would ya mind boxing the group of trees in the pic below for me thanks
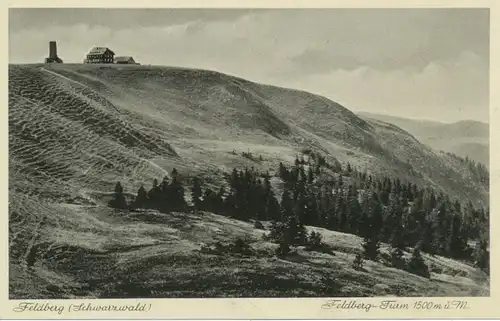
[108,152,490,276]
[108,168,187,213]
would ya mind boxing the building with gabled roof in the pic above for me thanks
[84,47,115,64]
[114,56,138,64]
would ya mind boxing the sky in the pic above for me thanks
[9,8,490,123]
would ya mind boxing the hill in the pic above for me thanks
[8,64,489,298]
[358,112,489,167]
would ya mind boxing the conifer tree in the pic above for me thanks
[202,188,215,212]
[158,176,170,211]
[160,176,170,193]
[390,221,406,269]
[276,237,291,258]
[315,164,321,176]
[285,215,308,246]
[278,162,288,181]
[362,234,380,261]
[433,202,449,255]
[109,182,128,209]
[169,168,187,211]
[190,176,202,210]
[447,214,468,259]
[352,254,364,270]
[262,175,280,221]
[346,186,362,233]
[420,220,437,255]
[308,230,323,248]
[280,188,294,221]
[406,245,430,278]
[131,185,147,209]
[147,178,161,209]
[307,166,314,184]
[474,239,489,274]
[215,187,225,213]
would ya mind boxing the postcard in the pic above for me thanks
[1,0,498,319]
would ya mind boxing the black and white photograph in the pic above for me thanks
[8,7,490,301]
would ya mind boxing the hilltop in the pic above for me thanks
[8,64,489,298]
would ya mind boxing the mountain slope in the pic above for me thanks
[358,112,489,167]
[8,64,489,299]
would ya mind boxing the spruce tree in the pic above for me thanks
[285,215,307,246]
[307,230,323,248]
[406,245,430,278]
[109,182,128,209]
[307,166,314,184]
[346,187,362,233]
[362,234,380,261]
[191,176,202,210]
[169,168,187,211]
[280,188,294,221]
[474,239,489,274]
[433,202,449,255]
[352,254,364,270]
[131,185,147,209]
[159,176,170,211]
[390,222,406,269]
[147,178,161,209]
[276,237,291,258]
[215,187,225,213]
[447,214,468,259]
[278,162,288,181]
[263,175,280,221]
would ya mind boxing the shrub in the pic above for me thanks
[390,248,406,269]
[275,240,291,258]
[362,236,380,261]
[232,238,254,256]
[200,238,255,257]
[429,264,443,274]
[254,221,265,230]
[242,151,255,161]
[263,221,285,242]
[352,254,364,270]
[406,248,430,278]
[308,231,323,248]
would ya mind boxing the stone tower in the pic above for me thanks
[44,41,63,63]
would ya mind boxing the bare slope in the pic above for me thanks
[8,64,489,298]
[358,112,489,167]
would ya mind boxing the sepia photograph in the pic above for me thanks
[7,6,491,303]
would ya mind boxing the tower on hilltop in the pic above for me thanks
[44,41,63,63]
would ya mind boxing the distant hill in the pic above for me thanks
[9,64,489,299]
[358,112,489,167]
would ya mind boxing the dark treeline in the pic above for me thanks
[108,152,489,276]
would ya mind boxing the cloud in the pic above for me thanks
[282,51,489,123]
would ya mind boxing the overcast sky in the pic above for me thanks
[9,8,490,123]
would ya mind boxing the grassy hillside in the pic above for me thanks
[358,112,489,167]
[10,208,489,299]
[8,64,489,298]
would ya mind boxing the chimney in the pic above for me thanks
[49,41,57,59]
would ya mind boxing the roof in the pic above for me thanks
[87,47,115,55]
[114,56,135,62]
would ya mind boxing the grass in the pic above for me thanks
[8,63,489,299]
[9,205,489,299]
